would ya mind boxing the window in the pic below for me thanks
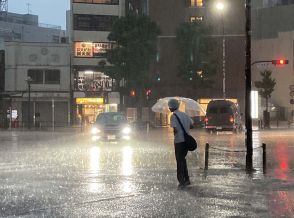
[27,69,60,85]
[52,35,60,43]
[190,16,203,22]
[73,14,117,31]
[28,69,43,84]
[45,70,60,84]
[73,0,119,5]
[190,0,203,7]
[220,107,233,114]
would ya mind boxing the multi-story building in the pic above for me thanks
[147,0,246,113]
[4,42,71,128]
[0,12,69,129]
[251,3,294,123]
[0,12,66,42]
[70,0,126,124]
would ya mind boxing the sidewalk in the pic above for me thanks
[135,128,294,217]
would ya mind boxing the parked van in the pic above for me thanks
[204,100,242,133]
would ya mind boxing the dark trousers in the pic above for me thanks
[174,142,189,184]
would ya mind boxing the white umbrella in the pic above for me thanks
[151,97,206,117]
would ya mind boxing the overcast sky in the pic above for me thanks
[8,0,69,29]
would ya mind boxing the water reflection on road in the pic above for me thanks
[1,129,294,217]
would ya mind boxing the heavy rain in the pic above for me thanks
[1,0,294,217]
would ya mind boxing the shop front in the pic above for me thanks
[75,97,118,125]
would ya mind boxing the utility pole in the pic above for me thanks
[245,0,253,172]
[26,77,33,129]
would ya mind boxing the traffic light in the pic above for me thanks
[145,89,152,96]
[130,90,135,97]
[272,59,289,65]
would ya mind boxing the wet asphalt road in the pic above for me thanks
[0,128,294,217]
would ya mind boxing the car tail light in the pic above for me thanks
[229,116,234,123]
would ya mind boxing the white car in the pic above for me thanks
[91,112,132,141]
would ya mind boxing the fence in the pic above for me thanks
[204,142,267,173]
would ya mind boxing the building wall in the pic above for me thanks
[4,42,71,126]
[252,31,294,118]
[148,0,246,109]
[149,0,186,36]
[252,4,294,39]
[71,1,125,68]
[70,1,126,122]
[0,13,65,42]
[5,42,70,91]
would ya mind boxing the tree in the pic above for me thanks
[99,13,160,113]
[254,70,276,128]
[254,70,276,112]
[175,22,218,89]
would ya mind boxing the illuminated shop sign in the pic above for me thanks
[74,42,114,57]
[76,71,113,92]
[75,42,93,57]
[76,98,104,105]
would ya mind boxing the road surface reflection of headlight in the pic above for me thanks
[91,127,100,135]
[122,127,131,135]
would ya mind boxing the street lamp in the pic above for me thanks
[25,76,33,129]
[216,1,226,99]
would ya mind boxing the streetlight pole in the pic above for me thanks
[245,0,253,171]
[216,2,226,99]
[26,76,33,129]
[222,16,226,99]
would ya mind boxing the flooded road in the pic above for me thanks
[0,128,294,217]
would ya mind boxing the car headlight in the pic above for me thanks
[91,127,100,135]
[122,126,131,135]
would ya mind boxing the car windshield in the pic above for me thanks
[96,113,127,124]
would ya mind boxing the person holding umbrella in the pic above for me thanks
[168,98,194,188]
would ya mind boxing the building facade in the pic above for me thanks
[4,42,70,128]
[0,12,69,129]
[251,3,294,122]
[0,12,66,42]
[70,0,126,124]
[148,0,246,110]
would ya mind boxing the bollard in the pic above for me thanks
[204,143,209,170]
[146,122,149,134]
[262,143,266,173]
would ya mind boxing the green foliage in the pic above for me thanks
[254,70,276,99]
[99,13,160,90]
[254,70,276,111]
[176,22,218,88]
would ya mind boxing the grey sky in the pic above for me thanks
[7,0,69,30]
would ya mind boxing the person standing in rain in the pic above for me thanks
[168,98,193,188]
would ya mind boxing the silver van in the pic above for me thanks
[204,100,243,133]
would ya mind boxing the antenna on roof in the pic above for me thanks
[0,0,8,13]
[26,2,31,14]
